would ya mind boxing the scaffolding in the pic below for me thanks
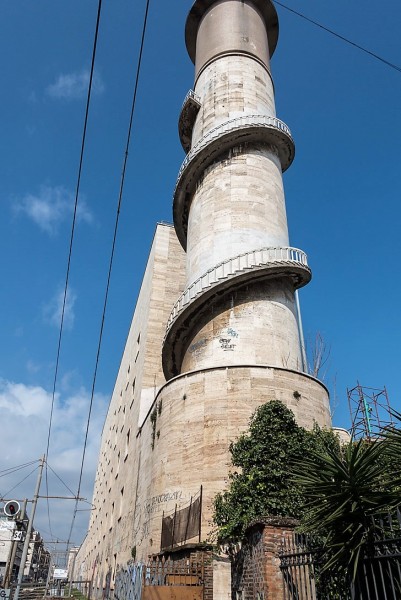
[348,383,394,441]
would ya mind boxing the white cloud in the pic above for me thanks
[0,379,52,418]
[43,287,77,330]
[46,69,104,100]
[13,185,93,235]
[0,378,109,545]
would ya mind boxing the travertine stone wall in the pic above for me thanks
[75,224,186,593]
[181,279,303,372]
[181,1,297,383]
[75,221,330,595]
[186,145,289,287]
[191,55,276,145]
[138,365,330,558]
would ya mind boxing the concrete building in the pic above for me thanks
[0,508,49,586]
[24,530,50,582]
[0,509,23,584]
[75,0,331,597]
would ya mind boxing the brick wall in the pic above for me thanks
[232,517,297,600]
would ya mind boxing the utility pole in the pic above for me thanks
[3,500,28,588]
[14,455,45,600]
[67,550,77,596]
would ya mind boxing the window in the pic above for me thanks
[125,429,130,460]
[119,487,124,519]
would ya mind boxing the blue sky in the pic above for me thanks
[1,0,401,546]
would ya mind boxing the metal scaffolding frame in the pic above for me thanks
[348,383,394,441]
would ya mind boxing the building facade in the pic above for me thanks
[75,1,331,597]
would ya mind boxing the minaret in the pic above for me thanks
[162,0,328,419]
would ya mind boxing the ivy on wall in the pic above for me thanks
[213,400,338,543]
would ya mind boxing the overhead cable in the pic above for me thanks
[65,0,152,549]
[275,1,401,74]
[44,0,104,541]
[2,465,39,499]
[46,462,77,497]
[0,459,40,477]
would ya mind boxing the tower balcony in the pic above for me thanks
[178,90,202,153]
[162,246,310,378]
[173,114,295,250]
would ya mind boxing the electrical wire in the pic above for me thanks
[0,459,39,477]
[275,1,401,74]
[44,0,104,542]
[2,465,39,499]
[46,463,77,498]
[65,0,152,549]
[0,459,40,500]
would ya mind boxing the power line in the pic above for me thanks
[275,1,401,74]
[2,465,39,499]
[0,459,40,500]
[0,460,39,477]
[44,0,104,542]
[65,0,152,548]
[45,463,77,498]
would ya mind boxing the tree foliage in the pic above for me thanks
[292,438,400,584]
[213,399,401,596]
[213,400,339,543]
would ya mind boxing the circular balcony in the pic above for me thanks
[178,90,202,153]
[173,114,295,250]
[162,246,310,379]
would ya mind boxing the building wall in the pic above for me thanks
[133,364,330,554]
[180,279,303,372]
[0,510,25,583]
[75,223,187,594]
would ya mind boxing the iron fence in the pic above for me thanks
[279,513,401,599]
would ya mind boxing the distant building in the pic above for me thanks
[0,506,26,584]
[75,0,332,597]
[0,507,49,585]
[24,530,50,582]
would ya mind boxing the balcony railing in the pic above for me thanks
[175,114,293,191]
[165,246,309,332]
[181,89,201,110]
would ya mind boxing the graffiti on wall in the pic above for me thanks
[114,563,143,600]
[188,338,207,356]
[133,490,185,548]
[218,326,239,351]
[144,491,183,516]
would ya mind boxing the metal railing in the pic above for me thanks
[279,516,401,600]
[7,580,92,600]
[175,113,293,191]
[181,89,201,111]
[165,246,309,332]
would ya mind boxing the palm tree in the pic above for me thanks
[292,438,399,587]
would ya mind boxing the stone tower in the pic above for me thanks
[74,1,332,596]
[163,0,330,423]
